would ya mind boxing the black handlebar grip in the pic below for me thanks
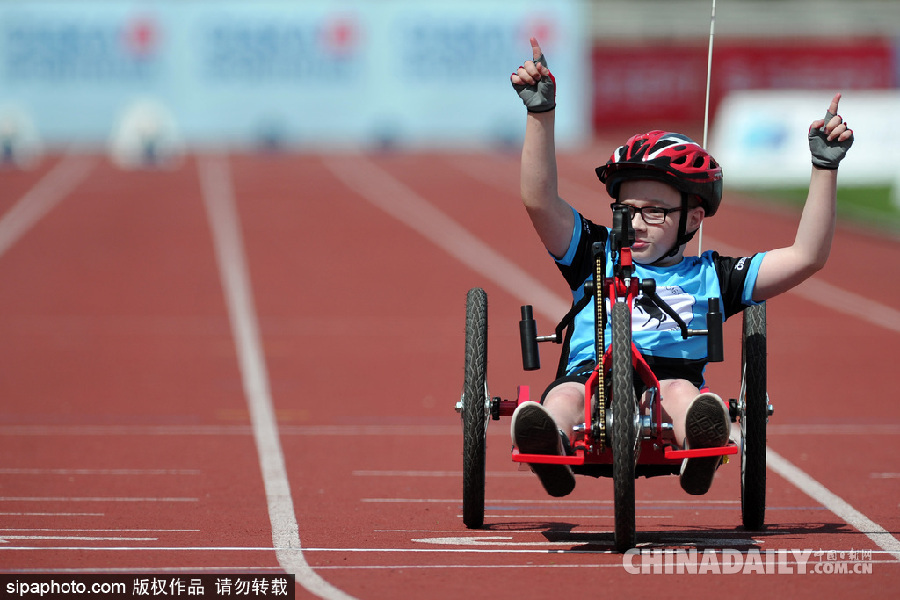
[707,297,724,363]
[519,305,540,371]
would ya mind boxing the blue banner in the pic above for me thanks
[0,0,589,149]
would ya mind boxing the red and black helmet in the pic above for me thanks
[595,131,723,216]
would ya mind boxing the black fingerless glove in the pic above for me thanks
[808,111,853,169]
[512,54,556,113]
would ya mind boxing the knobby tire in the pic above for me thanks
[611,302,637,552]
[741,302,767,530]
[462,288,488,529]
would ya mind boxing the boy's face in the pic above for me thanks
[617,179,704,266]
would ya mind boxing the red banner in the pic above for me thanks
[591,38,896,132]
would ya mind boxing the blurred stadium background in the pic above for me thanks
[0,0,898,228]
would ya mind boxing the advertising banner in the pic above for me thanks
[591,39,896,132]
[0,0,589,149]
[711,90,900,186]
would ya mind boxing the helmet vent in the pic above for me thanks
[597,130,723,217]
[632,139,647,155]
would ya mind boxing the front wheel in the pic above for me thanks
[740,303,767,530]
[611,302,637,552]
[462,288,489,529]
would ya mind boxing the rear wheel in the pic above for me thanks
[740,303,767,530]
[462,288,489,529]
[611,302,637,552]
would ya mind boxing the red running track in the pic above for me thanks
[0,149,897,598]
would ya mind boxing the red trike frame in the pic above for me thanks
[504,245,737,471]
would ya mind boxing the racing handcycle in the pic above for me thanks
[457,205,772,552]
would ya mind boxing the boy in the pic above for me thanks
[509,38,853,497]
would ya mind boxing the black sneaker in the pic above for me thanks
[680,393,730,495]
[511,401,576,497]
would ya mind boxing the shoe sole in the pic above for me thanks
[680,394,730,496]
[512,402,576,497]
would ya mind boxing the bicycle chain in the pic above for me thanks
[592,251,606,452]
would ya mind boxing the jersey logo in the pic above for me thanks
[632,285,695,331]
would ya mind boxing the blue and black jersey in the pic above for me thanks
[554,209,765,387]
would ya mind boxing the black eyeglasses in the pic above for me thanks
[610,203,683,225]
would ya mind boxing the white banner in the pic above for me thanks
[711,90,899,186]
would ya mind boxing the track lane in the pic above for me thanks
[0,156,64,215]
[0,156,283,573]
[0,149,896,598]
[244,149,897,597]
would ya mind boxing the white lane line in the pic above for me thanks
[702,234,900,334]
[1,529,198,533]
[199,156,353,600]
[767,424,900,435]
[0,468,201,475]
[330,156,900,559]
[313,560,900,570]
[361,498,739,505]
[0,546,613,555]
[475,515,673,519]
[791,277,900,334]
[414,535,758,547]
[0,513,104,517]
[281,425,460,436]
[1,535,157,542]
[413,536,591,547]
[766,448,900,561]
[352,470,529,478]
[0,425,252,436]
[322,154,570,321]
[0,424,464,436]
[3,545,899,559]
[0,154,94,258]
[0,546,296,552]
[0,497,195,502]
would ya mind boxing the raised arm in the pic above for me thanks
[752,93,854,302]
[511,38,575,259]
